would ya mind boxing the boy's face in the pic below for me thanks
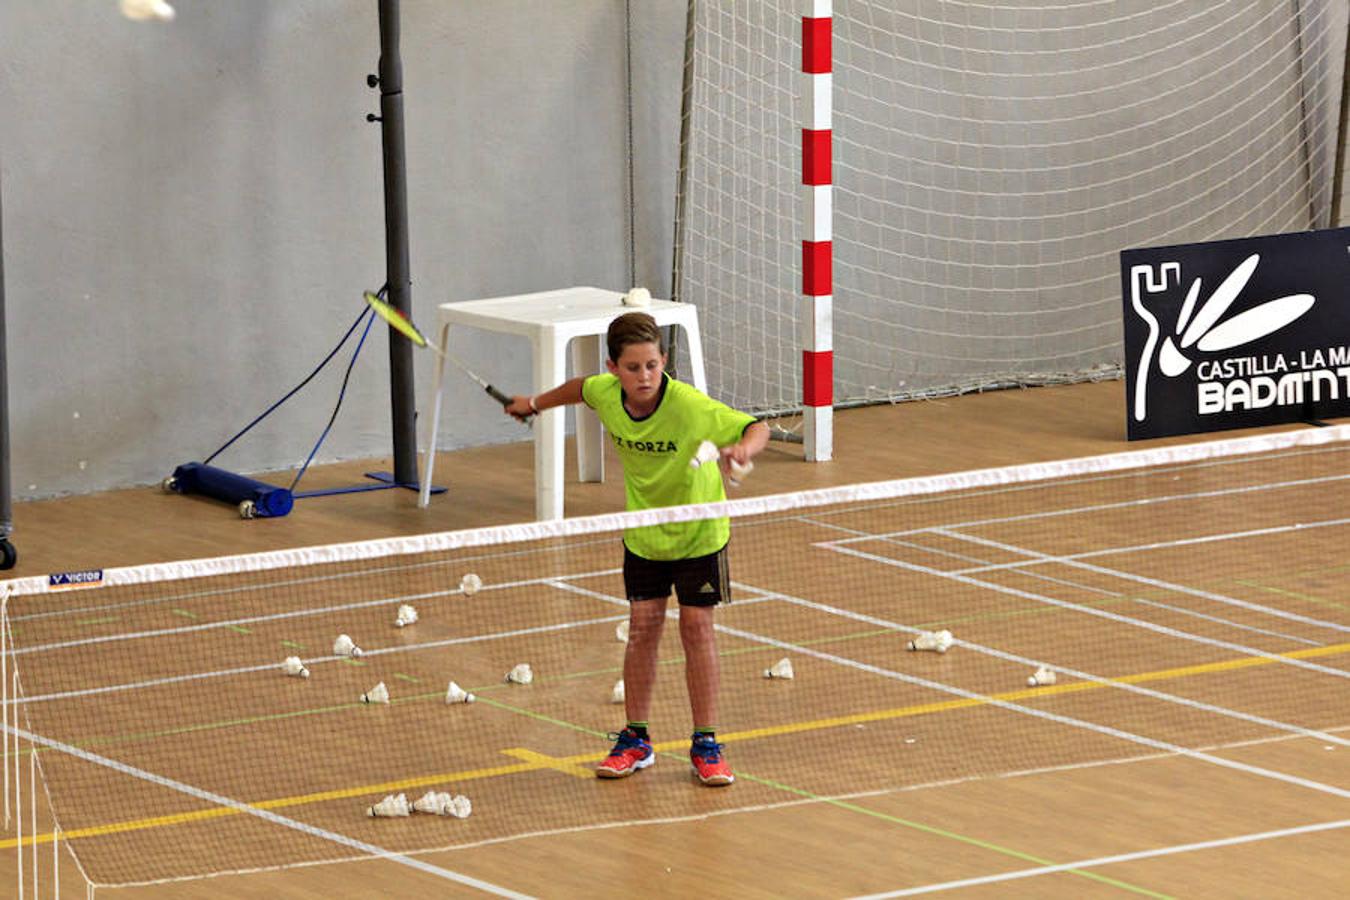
[607,340,666,403]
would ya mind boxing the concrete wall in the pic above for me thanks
[0,1,685,499]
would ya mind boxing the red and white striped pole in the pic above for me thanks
[802,1,833,461]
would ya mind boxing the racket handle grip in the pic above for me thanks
[485,385,512,406]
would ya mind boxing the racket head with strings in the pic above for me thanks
[364,291,429,348]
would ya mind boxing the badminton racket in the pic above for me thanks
[363,291,529,423]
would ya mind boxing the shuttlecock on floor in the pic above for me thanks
[505,663,534,685]
[120,0,175,22]
[611,678,625,704]
[361,681,390,704]
[763,658,795,679]
[907,629,953,653]
[367,793,411,817]
[281,656,310,678]
[622,286,651,307]
[445,681,476,704]
[460,573,482,595]
[412,790,450,815]
[690,439,720,469]
[1027,666,1057,687]
[395,604,418,627]
[615,620,630,643]
[445,794,472,818]
[333,633,364,658]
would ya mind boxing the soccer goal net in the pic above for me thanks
[674,0,1349,423]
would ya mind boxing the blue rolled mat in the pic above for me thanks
[171,462,294,518]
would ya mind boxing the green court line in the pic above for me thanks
[391,673,420,683]
[1234,580,1350,613]
[739,773,1174,899]
[224,624,251,635]
[280,640,305,649]
[75,617,119,626]
[169,609,199,620]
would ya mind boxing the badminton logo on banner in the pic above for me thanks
[1121,226,1350,440]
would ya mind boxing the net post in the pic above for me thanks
[801,0,833,461]
[14,673,21,900]
[2,589,8,829]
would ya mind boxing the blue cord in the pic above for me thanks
[288,307,377,492]
[204,304,374,468]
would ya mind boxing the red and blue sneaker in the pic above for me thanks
[689,733,734,786]
[596,728,655,779]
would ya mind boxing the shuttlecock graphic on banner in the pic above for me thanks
[445,681,476,704]
[281,656,310,679]
[611,679,625,704]
[120,0,175,21]
[505,663,534,685]
[366,793,411,818]
[333,633,364,658]
[1027,666,1057,687]
[615,620,630,643]
[361,681,390,704]
[763,658,795,679]
[460,573,482,595]
[394,604,418,627]
[622,286,651,307]
[907,629,953,653]
[690,439,720,469]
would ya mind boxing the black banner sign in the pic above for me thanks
[1121,226,1350,440]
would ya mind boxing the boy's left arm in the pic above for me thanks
[721,420,770,468]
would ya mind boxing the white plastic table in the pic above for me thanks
[418,286,707,520]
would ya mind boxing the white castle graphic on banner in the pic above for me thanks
[1128,253,1322,422]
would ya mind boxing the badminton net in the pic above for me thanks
[2,424,1349,890]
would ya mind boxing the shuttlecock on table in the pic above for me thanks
[281,656,310,679]
[460,573,482,595]
[367,793,410,818]
[622,286,652,307]
[615,620,630,643]
[611,678,625,704]
[361,681,390,704]
[907,629,953,653]
[763,658,795,679]
[690,439,720,469]
[120,0,175,21]
[445,680,476,704]
[333,633,364,658]
[395,604,418,627]
[505,663,534,685]
[1027,666,1057,687]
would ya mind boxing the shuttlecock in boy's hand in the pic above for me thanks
[281,656,310,678]
[690,439,720,469]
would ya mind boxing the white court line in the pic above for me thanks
[0,721,530,898]
[734,583,1350,748]
[849,818,1350,898]
[822,542,1350,680]
[15,612,627,705]
[934,525,1350,634]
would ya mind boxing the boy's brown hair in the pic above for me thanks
[606,311,664,362]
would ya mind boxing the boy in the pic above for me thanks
[505,311,768,786]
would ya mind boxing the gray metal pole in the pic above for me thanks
[0,168,15,568]
[374,0,418,486]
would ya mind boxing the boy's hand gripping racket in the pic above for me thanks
[364,291,531,426]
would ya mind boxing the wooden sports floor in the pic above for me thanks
[2,380,1348,898]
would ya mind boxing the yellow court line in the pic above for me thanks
[3,639,1347,849]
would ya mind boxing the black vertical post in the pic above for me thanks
[376,0,417,485]
[0,169,15,568]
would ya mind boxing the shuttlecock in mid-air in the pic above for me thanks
[333,633,364,658]
[367,793,411,818]
[907,629,954,653]
[615,620,630,643]
[361,681,390,704]
[611,678,625,704]
[395,604,418,627]
[445,681,476,704]
[1027,666,1057,687]
[505,663,534,685]
[690,439,720,469]
[763,658,795,679]
[460,573,482,595]
[281,656,310,679]
[622,286,652,307]
[120,0,175,21]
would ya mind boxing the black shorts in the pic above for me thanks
[623,544,730,607]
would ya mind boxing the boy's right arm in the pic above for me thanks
[505,377,587,422]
